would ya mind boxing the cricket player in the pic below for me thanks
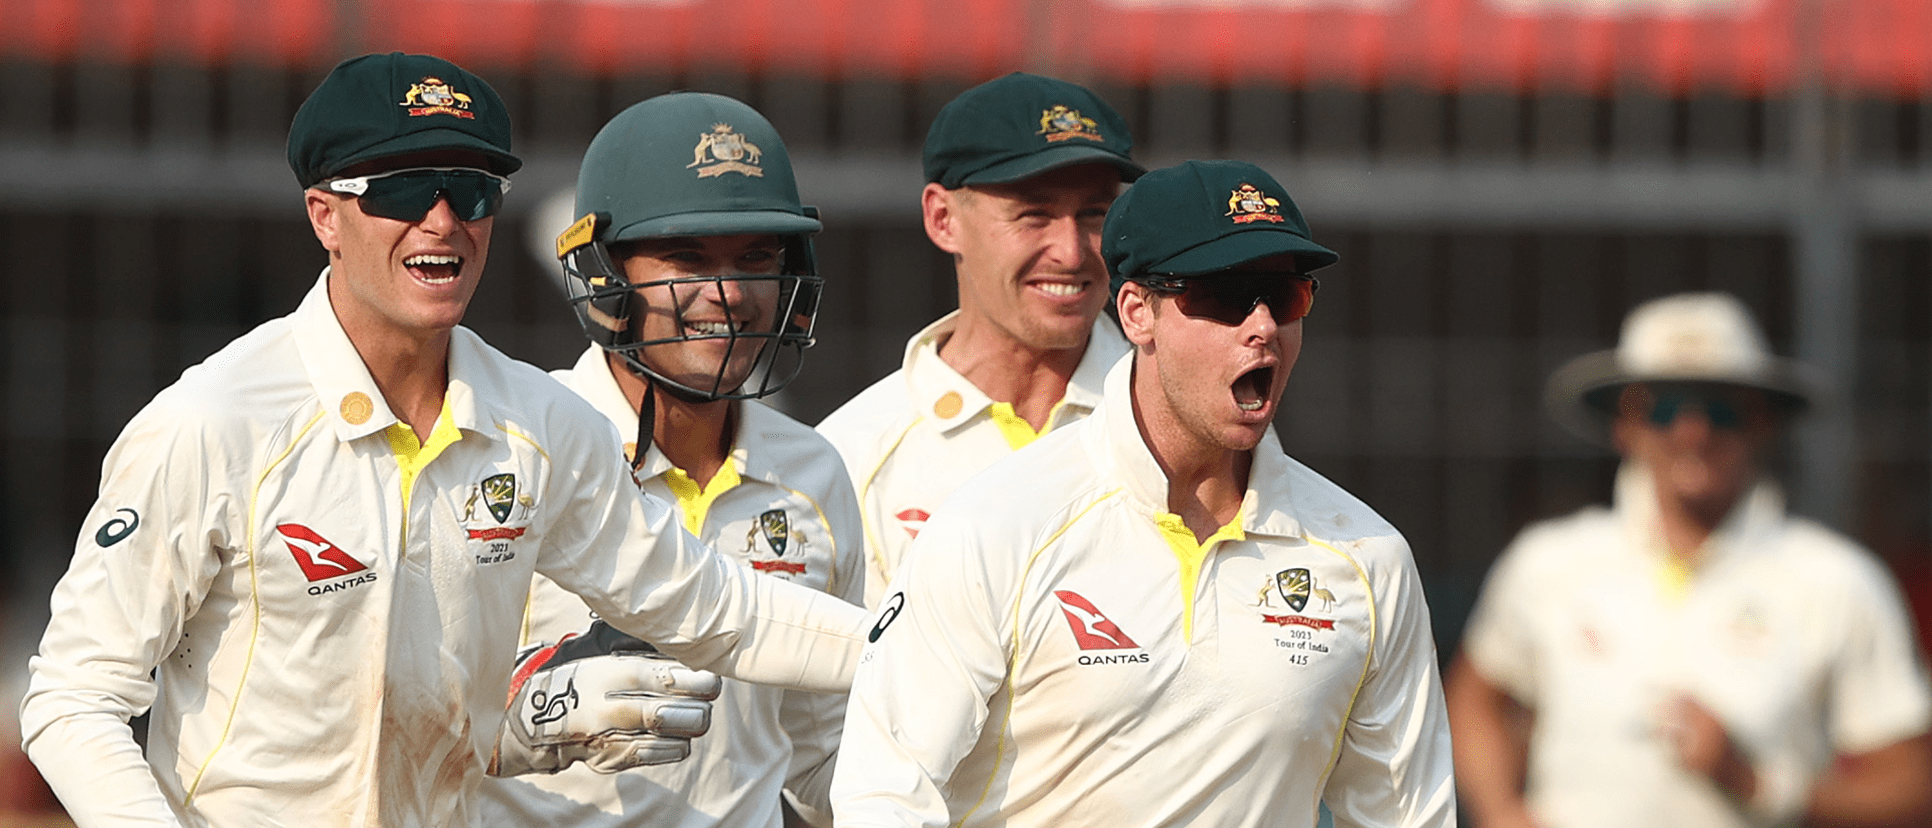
[816,72,1143,607]
[1449,293,1932,828]
[831,160,1456,828]
[477,92,862,828]
[18,52,864,828]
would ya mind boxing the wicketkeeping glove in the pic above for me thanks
[489,620,724,777]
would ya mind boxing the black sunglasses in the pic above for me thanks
[1137,271,1319,325]
[326,166,512,222]
[1641,385,1755,430]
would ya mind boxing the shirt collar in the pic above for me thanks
[1091,356,1304,540]
[567,345,767,482]
[1614,460,1785,568]
[567,345,640,446]
[292,268,487,444]
[901,311,1128,435]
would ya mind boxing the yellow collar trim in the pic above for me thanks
[384,403,461,514]
[661,458,743,537]
[986,399,1070,451]
[1152,509,1246,642]
[1657,555,1695,603]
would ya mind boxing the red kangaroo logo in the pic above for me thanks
[277,524,368,582]
[894,508,931,539]
[1053,590,1140,650]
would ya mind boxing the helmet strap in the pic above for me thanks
[631,382,657,473]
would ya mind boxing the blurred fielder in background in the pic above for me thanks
[1449,292,1932,828]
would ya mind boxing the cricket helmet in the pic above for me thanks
[558,92,822,402]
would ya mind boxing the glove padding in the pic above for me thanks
[490,621,723,777]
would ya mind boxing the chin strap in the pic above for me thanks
[632,382,657,473]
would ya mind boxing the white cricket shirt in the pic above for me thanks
[20,273,865,828]
[477,346,864,828]
[816,312,1129,607]
[1461,463,1932,828]
[831,358,1456,828]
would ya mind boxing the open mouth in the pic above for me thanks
[404,253,463,285]
[1232,365,1275,412]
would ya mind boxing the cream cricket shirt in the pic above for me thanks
[20,273,865,828]
[476,346,864,828]
[816,312,1130,607]
[831,359,1456,828]
[1461,464,1932,828]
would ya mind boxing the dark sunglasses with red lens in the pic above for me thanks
[1137,272,1319,325]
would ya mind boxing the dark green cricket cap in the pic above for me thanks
[287,52,521,188]
[577,92,819,243]
[923,72,1143,189]
[1104,160,1338,293]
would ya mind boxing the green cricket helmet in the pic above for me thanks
[558,91,823,402]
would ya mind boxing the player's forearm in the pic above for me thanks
[719,576,864,692]
[552,492,866,691]
[624,574,866,694]
[1802,734,1932,828]
[23,713,182,827]
[1444,657,1538,827]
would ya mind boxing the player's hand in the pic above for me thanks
[489,621,724,777]
[1662,694,1759,803]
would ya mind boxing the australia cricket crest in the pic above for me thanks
[1226,184,1286,224]
[688,123,764,178]
[1037,105,1103,143]
[400,76,476,119]
[481,473,518,522]
[755,509,789,556]
[1253,567,1339,632]
[462,472,534,564]
[1275,567,1311,611]
[745,508,808,576]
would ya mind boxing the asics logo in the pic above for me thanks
[95,508,140,547]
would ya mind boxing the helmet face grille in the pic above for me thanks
[562,240,822,402]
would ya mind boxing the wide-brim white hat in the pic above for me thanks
[1545,292,1825,444]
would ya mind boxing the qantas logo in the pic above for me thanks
[894,508,930,539]
[1053,590,1139,650]
[277,524,370,582]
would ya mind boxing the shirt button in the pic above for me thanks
[340,392,373,425]
[934,391,963,418]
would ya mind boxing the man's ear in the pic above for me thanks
[305,188,344,258]
[922,183,962,256]
[1610,417,1633,455]
[1117,282,1156,348]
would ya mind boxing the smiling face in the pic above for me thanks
[1119,253,1306,458]
[305,150,496,348]
[613,233,787,396]
[924,163,1121,353]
